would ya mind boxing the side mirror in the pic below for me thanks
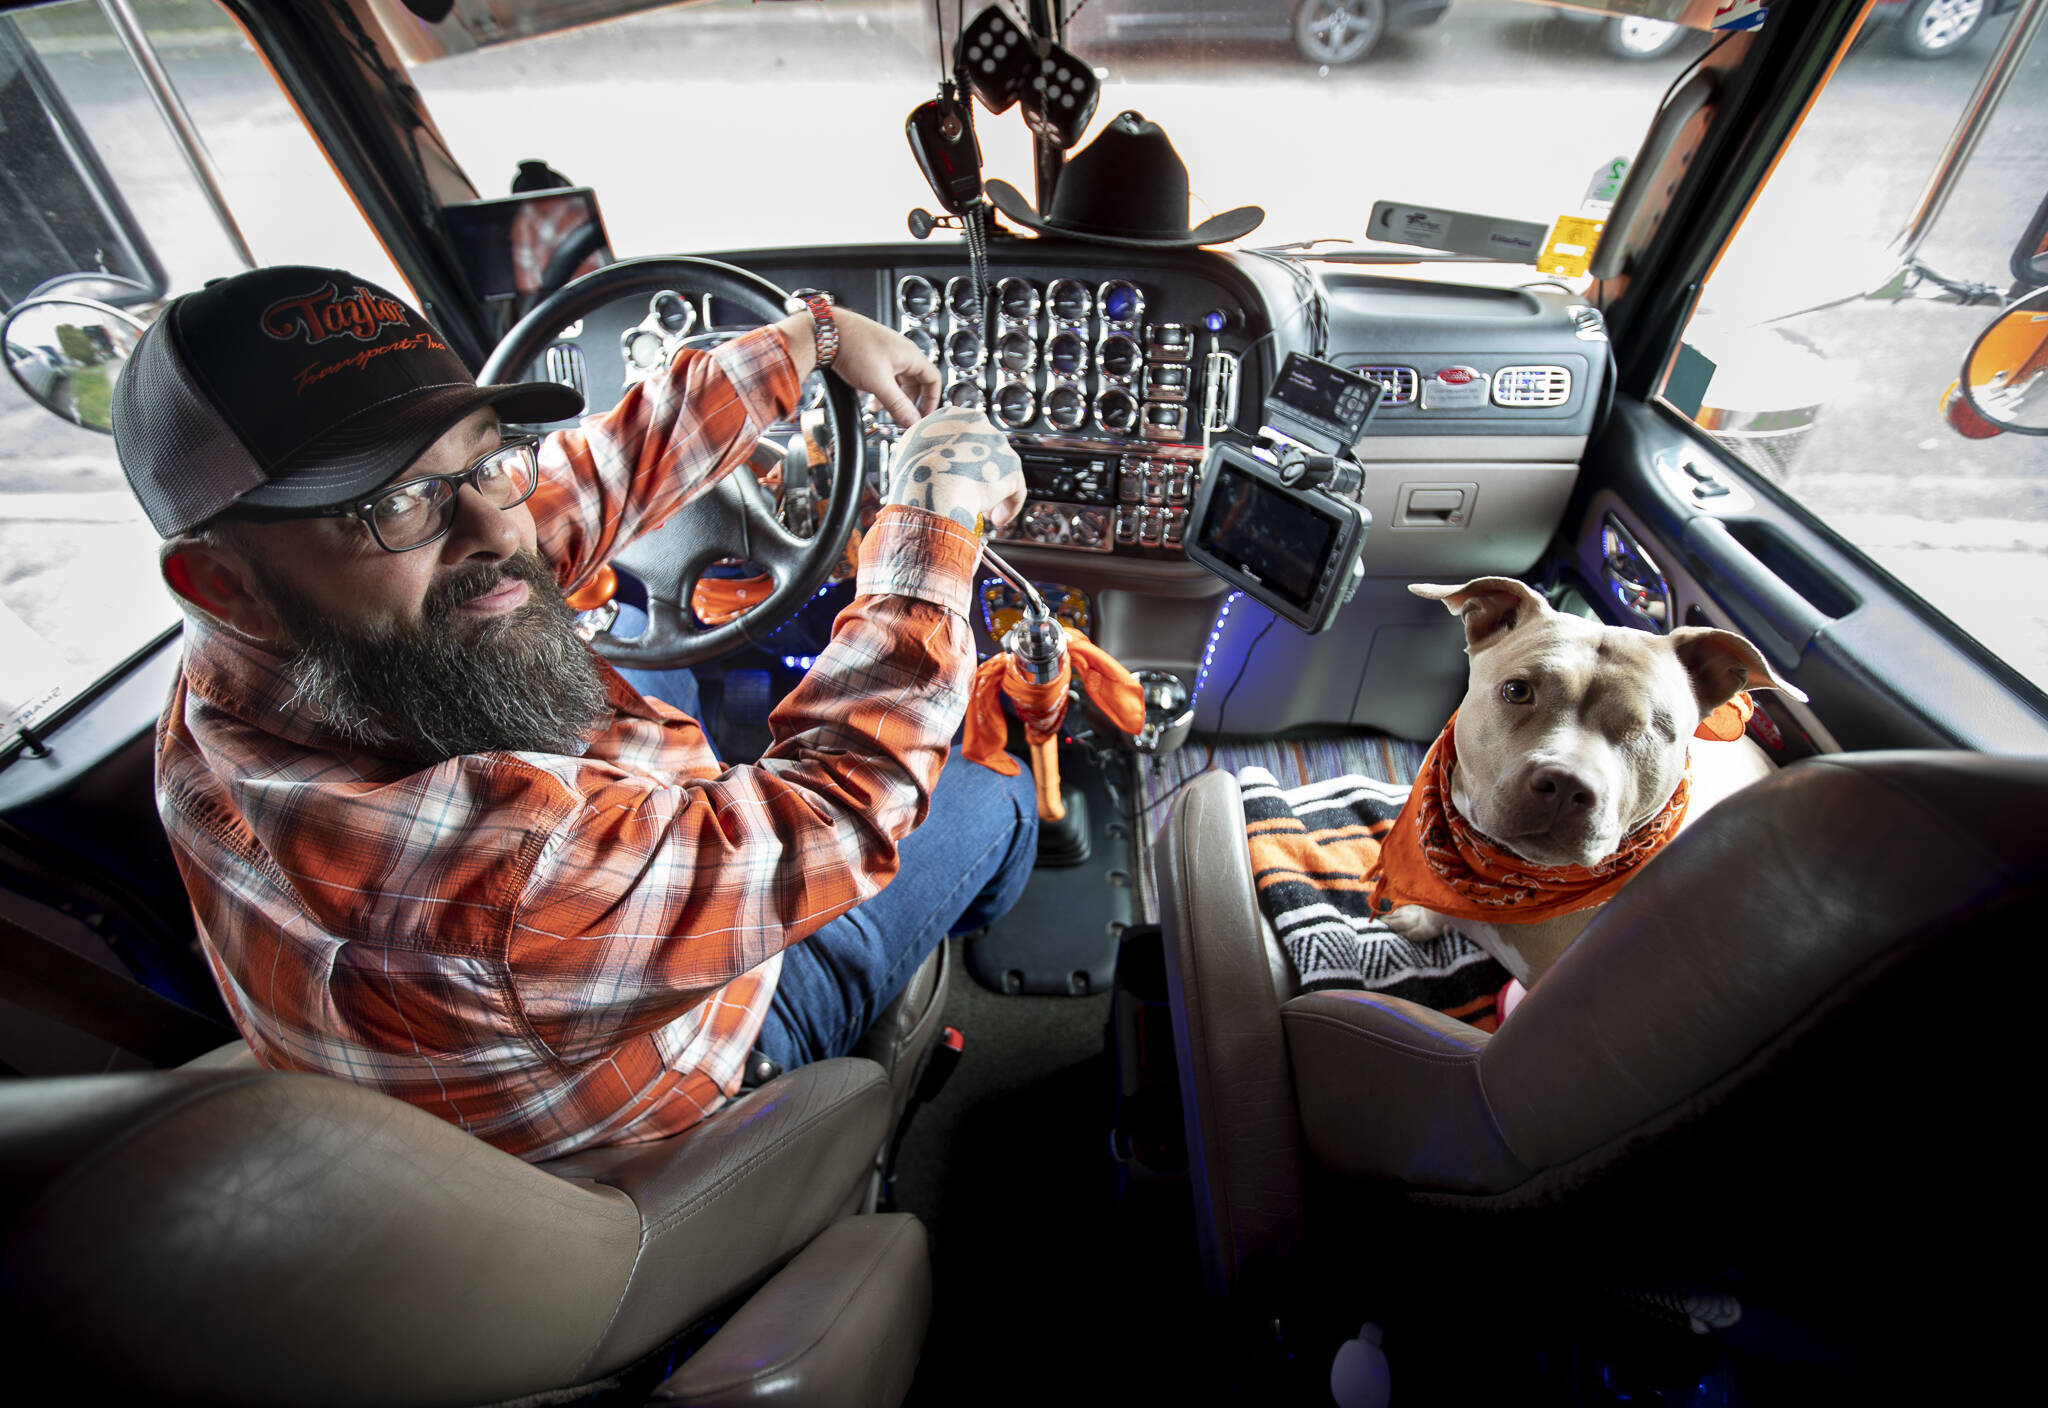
[1956,286,2048,438]
[1,296,149,434]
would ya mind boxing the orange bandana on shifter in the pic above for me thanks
[1362,694,1753,924]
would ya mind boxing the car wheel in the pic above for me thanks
[1604,16,1688,60]
[1894,0,1987,58]
[1293,0,1386,66]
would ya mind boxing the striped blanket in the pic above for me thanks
[1238,766,1511,1031]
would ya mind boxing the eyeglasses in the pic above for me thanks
[237,437,542,553]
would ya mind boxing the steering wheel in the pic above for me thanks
[478,255,864,670]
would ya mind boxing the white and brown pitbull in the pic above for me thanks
[1379,576,1805,988]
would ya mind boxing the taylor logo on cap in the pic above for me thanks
[261,282,411,346]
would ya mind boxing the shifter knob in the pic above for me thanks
[1003,613,1067,686]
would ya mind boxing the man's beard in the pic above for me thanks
[255,549,611,763]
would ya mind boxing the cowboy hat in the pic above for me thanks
[985,111,1264,250]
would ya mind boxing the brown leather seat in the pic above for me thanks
[1153,751,2044,1385]
[0,943,953,1406]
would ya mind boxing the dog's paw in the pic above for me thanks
[1381,905,1452,942]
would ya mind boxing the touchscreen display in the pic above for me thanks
[1193,466,1337,610]
[1268,354,1379,440]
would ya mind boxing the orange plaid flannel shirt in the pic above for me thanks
[156,327,981,1161]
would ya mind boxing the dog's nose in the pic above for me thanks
[1527,765,1598,817]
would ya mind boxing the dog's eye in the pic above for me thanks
[1501,679,1534,705]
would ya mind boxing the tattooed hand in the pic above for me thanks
[885,406,1028,534]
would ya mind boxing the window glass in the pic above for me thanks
[384,0,1703,268]
[2,0,402,749]
[1661,8,2046,691]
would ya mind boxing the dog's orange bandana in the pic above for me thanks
[1365,694,1751,924]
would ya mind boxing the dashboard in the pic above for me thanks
[534,239,1610,737]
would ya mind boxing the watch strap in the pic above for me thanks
[791,288,838,371]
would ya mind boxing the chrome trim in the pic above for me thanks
[543,341,587,402]
[1895,0,2047,264]
[1097,333,1142,384]
[1097,279,1144,329]
[945,275,982,325]
[995,276,1041,328]
[99,0,255,268]
[1491,365,1572,408]
[1145,322,1193,363]
[1203,349,1241,435]
[945,327,987,372]
[996,502,1115,553]
[1141,403,1188,442]
[992,380,1038,428]
[1045,330,1090,382]
[1143,363,1190,403]
[1044,383,1089,431]
[1048,278,1093,326]
[896,274,939,326]
[1349,365,1420,407]
[996,328,1038,375]
[1095,387,1139,434]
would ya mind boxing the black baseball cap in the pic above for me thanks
[112,265,583,537]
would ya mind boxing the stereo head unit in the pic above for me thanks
[1184,441,1369,634]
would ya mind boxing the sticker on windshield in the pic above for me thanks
[1584,158,1630,209]
[1711,0,1768,33]
[1538,216,1607,279]
[1368,202,1548,264]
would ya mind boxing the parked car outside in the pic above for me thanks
[1538,0,2020,61]
[1074,0,1454,66]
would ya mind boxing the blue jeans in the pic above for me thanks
[755,749,1037,1068]
[614,625,1037,1069]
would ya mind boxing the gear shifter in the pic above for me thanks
[964,545,1147,842]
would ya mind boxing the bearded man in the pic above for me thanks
[113,265,1035,1161]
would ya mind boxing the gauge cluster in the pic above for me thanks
[894,272,1214,443]
[891,266,1247,557]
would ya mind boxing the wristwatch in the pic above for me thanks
[786,287,838,371]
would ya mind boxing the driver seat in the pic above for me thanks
[0,943,954,1406]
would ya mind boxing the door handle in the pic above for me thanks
[1599,514,1670,625]
[1680,516,1830,671]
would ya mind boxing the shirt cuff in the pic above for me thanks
[856,506,981,619]
[710,324,801,431]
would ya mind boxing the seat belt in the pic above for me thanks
[0,910,235,1066]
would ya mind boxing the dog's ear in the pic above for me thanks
[1667,626,1809,713]
[1410,578,1550,652]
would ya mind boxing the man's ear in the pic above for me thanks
[161,538,281,644]
[1666,626,1808,714]
[1410,577,1551,652]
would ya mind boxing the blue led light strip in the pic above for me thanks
[1191,589,1246,707]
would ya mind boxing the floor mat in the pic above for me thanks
[1127,731,1431,923]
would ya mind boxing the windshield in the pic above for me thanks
[390,0,1701,262]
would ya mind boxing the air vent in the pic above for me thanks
[1351,365,1418,407]
[543,342,586,403]
[1492,365,1571,408]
